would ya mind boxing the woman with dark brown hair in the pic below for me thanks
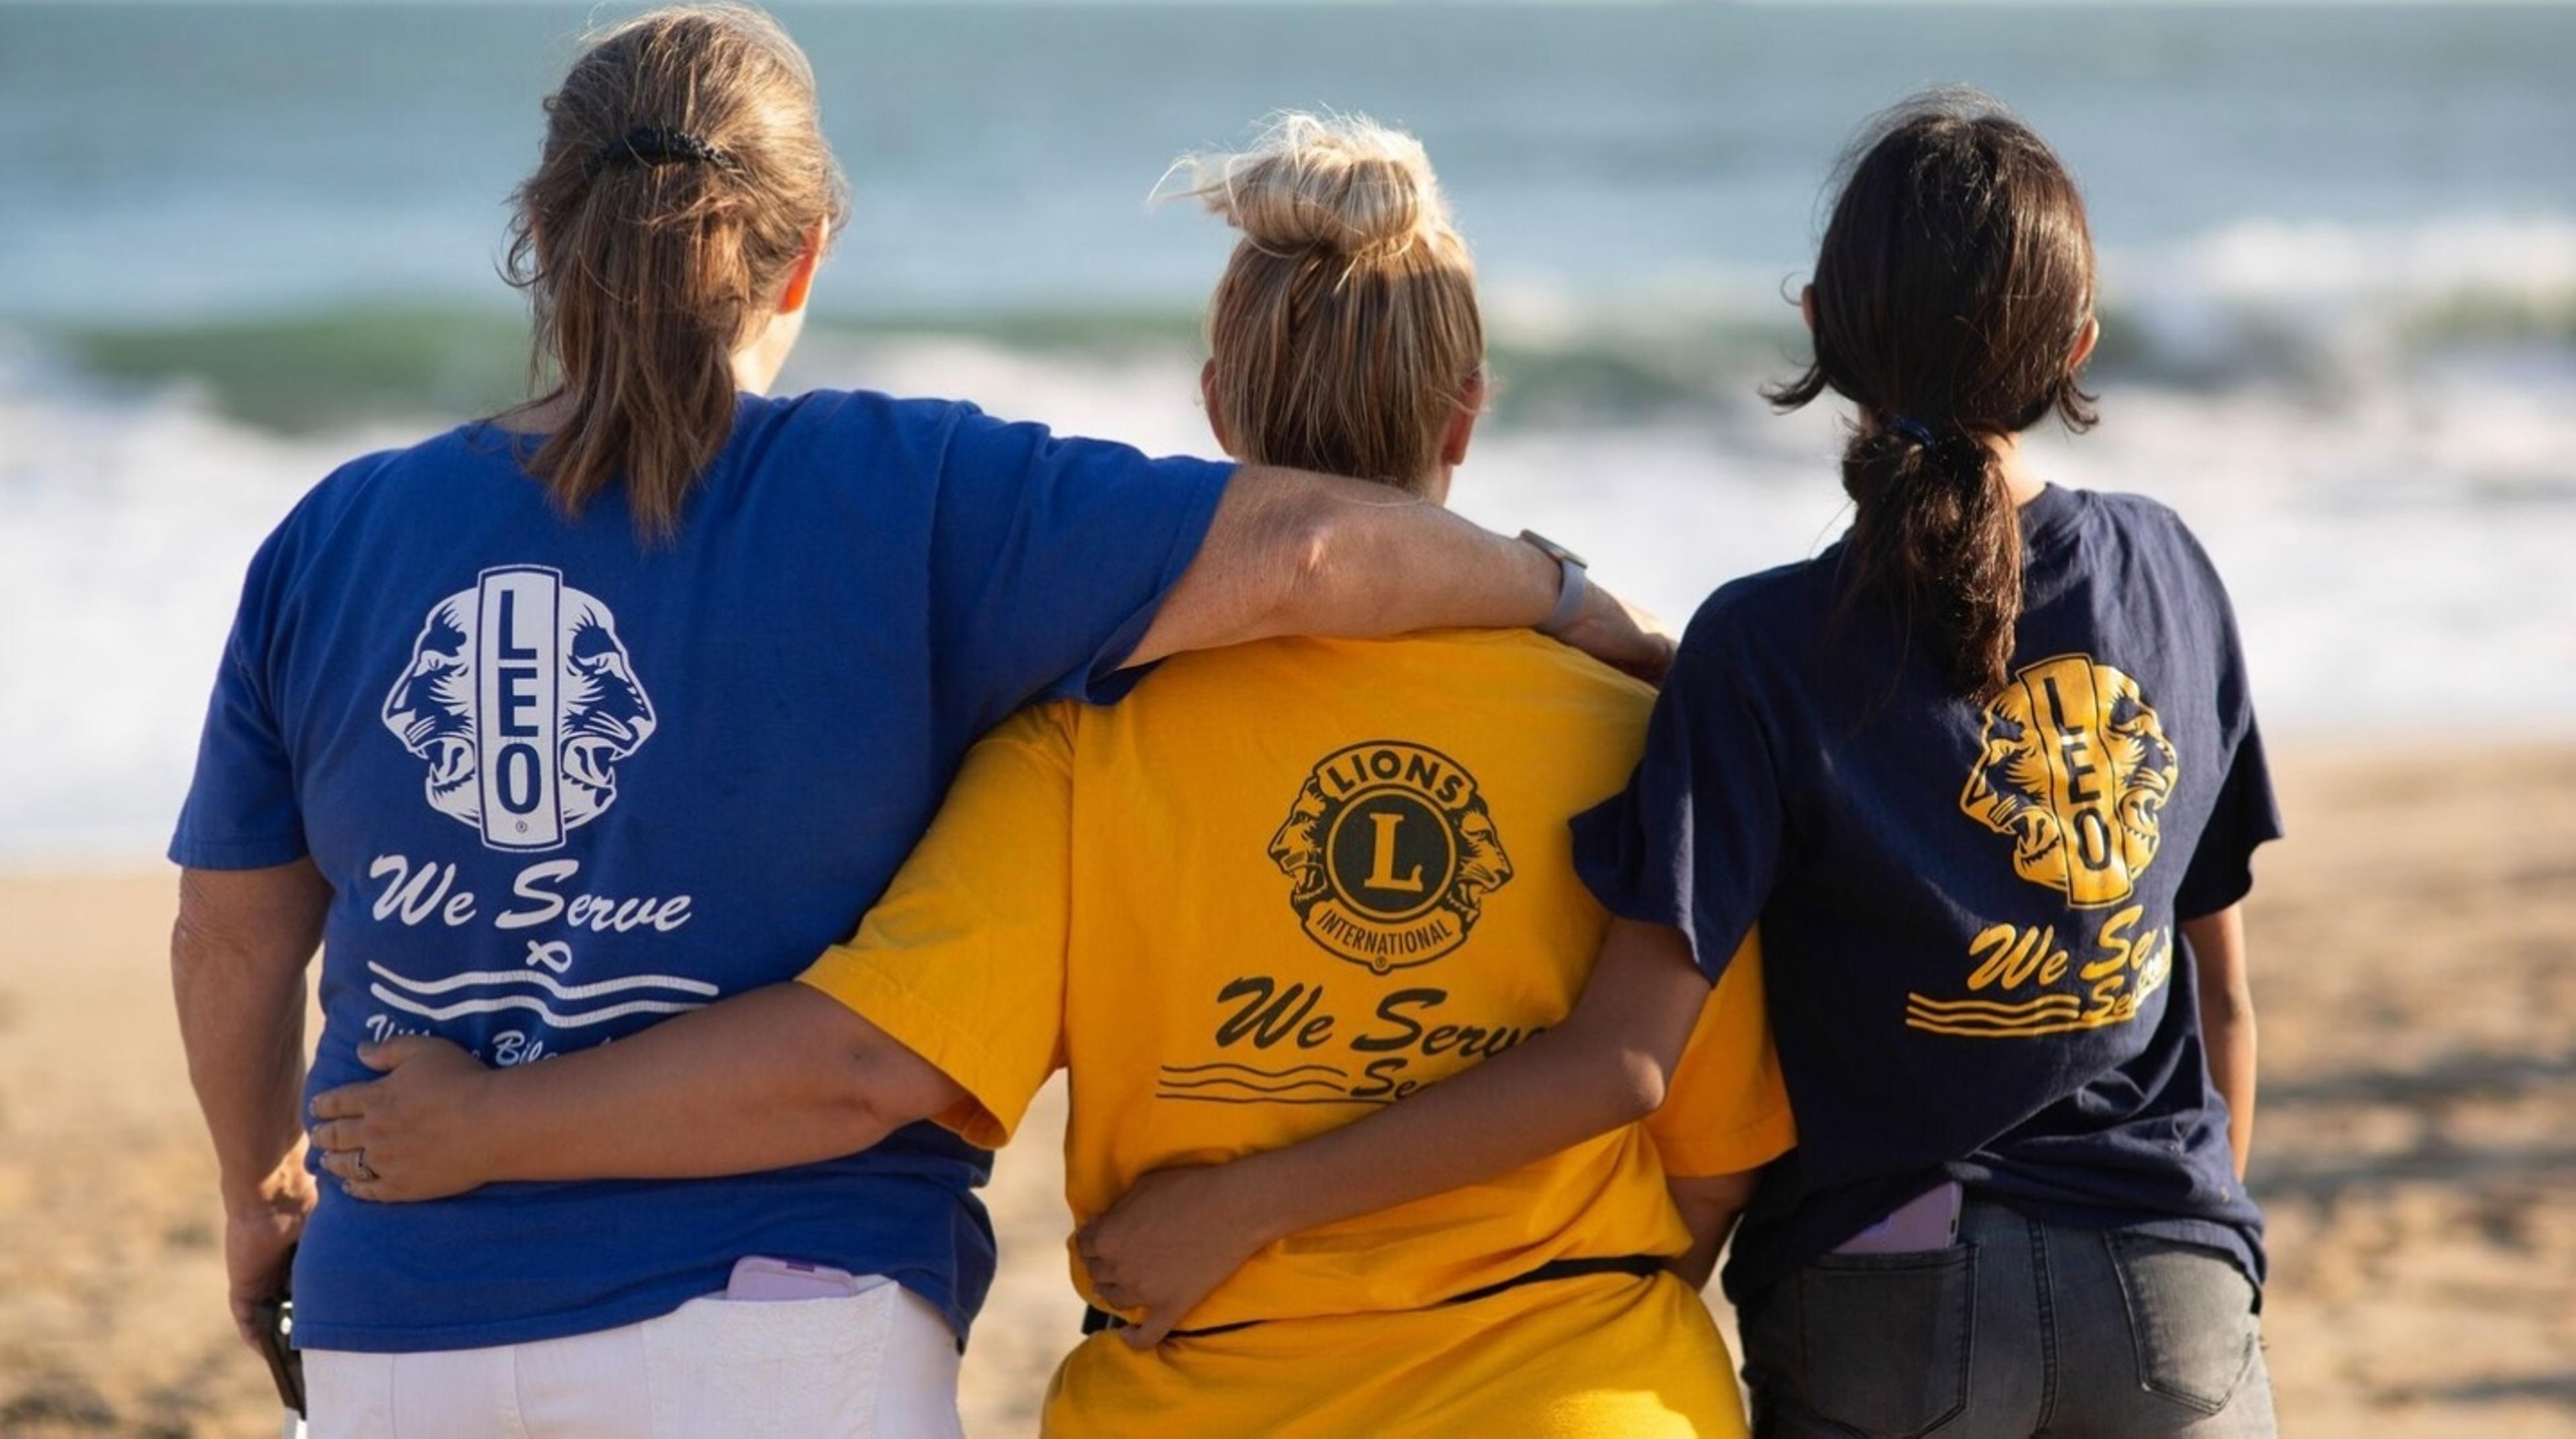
[163,8,1662,1434]
[1082,91,2281,1438]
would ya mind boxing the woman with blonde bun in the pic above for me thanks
[307,113,1789,1437]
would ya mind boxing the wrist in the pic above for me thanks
[454,1066,520,1183]
[1211,1152,1302,1250]
[220,1137,313,1218]
[1514,530,1590,637]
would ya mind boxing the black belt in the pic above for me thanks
[1081,1253,1666,1340]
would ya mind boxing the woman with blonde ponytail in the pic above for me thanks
[166,9,1672,1432]
[1085,93,2282,1438]
[298,113,1790,1438]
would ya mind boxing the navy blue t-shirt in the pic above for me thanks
[170,390,1232,1352]
[1573,485,2279,1305]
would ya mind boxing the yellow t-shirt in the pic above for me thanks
[802,631,1792,1426]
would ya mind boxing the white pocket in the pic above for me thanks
[643,1283,901,1439]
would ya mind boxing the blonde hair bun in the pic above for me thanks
[1168,112,1454,260]
[1173,112,1483,490]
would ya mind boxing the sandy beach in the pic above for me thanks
[2,743,2570,1438]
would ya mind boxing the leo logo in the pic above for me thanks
[1268,741,1513,973]
[1960,654,2177,906]
[380,566,656,852]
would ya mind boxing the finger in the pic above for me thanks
[1118,1322,1155,1350]
[1134,1310,1179,1348]
[339,1178,396,1204]
[310,1118,365,1153]
[317,1149,367,1182]
[358,1036,422,1071]
[309,1084,374,1120]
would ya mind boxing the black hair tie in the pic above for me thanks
[1886,416,1941,449]
[584,126,735,181]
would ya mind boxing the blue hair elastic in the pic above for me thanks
[1886,417,1940,449]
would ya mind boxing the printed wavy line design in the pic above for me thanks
[1151,1075,1351,1096]
[1157,1061,1350,1079]
[1906,981,2162,1039]
[368,961,718,1000]
[1903,1012,2131,1039]
[1152,1092,1393,1108]
[370,985,706,1028]
[1904,992,2084,1017]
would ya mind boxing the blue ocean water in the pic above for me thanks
[3,2,2573,859]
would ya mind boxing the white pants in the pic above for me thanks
[304,1280,964,1438]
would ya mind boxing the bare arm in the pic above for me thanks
[2184,904,2257,1178]
[172,861,329,1350]
[309,983,966,1200]
[1664,1169,1758,1291]
[1129,466,1670,680]
[1077,919,1712,1342]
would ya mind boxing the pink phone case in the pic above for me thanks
[725,1255,867,1301]
[1831,1181,1965,1256]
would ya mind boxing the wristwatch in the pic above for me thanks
[1517,530,1591,639]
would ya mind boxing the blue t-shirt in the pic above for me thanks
[171,390,1232,1352]
[1573,486,2279,1306]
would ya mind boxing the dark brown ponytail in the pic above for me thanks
[1768,91,2098,698]
[504,5,847,541]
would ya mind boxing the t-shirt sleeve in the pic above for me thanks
[1646,928,1796,1177]
[1569,604,1782,983]
[169,529,307,870]
[2176,713,2282,919]
[2172,529,2284,920]
[928,405,1234,722]
[797,704,1079,1149]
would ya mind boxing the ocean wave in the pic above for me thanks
[8,214,2576,862]
[31,214,2576,435]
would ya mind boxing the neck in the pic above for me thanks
[1988,433,2047,507]
[497,341,774,435]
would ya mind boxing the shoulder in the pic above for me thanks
[743,388,985,453]
[2078,488,2231,584]
[1676,557,1835,671]
[1483,630,1661,721]
[252,431,470,580]
[2084,488,2189,538]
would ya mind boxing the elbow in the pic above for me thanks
[1602,1047,1669,1128]
[2204,979,2258,1032]
[1267,506,1346,633]
[818,1069,904,1156]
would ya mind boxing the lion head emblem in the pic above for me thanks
[1960,654,2176,906]
[381,568,655,850]
[1269,741,1513,973]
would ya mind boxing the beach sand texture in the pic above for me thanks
[2,745,2570,1437]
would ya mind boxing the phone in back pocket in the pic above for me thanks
[724,1256,873,1302]
[1831,1181,1964,1255]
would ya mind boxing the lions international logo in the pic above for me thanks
[1960,654,2177,906]
[381,566,655,852]
[1269,742,1513,973]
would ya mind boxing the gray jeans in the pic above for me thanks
[1738,1199,2276,1438]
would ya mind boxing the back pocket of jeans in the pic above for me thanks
[2106,1234,2258,1416]
[1792,1245,1976,1437]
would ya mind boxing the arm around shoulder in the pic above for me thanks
[1129,465,1672,680]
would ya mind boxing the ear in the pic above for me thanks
[1200,358,1233,455]
[2068,314,2101,374]
[777,221,827,316]
[1800,284,1817,335]
[1439,369,1487,468]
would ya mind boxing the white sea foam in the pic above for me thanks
[7,250,2576,864]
